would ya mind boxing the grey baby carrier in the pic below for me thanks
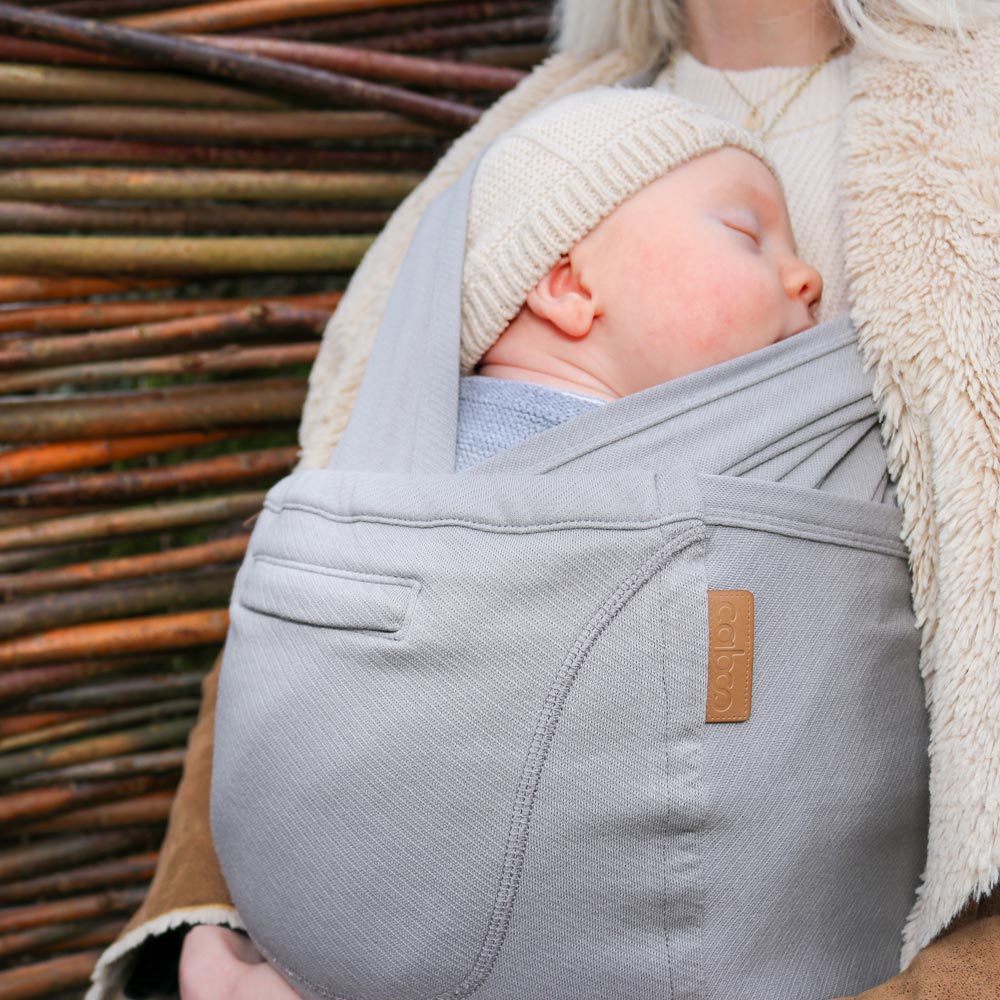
[211,159,929,1000]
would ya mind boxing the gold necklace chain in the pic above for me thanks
[667,37,850,140]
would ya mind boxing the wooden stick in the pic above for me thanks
[0,710,99,739]
[12,789,173,834]
[0,105,438,140]
[0,62,286,108]
[120,0,459,34]
[0,920,113,960]
[0,718,195,782]
[0,657,151,706]
[25,670,206,710]
[0,505,103,528]
[14,747,187,785]
[0,887,146,934]
[0,233,375,275]
[359,14,550,52]
[0,201,394,236]
[0,830,153,883]
[0,137,436,170]
[0,543,104,574]
[0,430,238,485]
[0,448,296,505]
[250,0,539,41]
[54,0,199,15]
[0,342,318,392]
[0,36,139,67]
[55,0,215,15]
[0,302,331,369]
[0,570,236,639]
[0,378,306,441]
[0,851,157,904]
[189,35,524,91]
[0,6,481,128]
[0,700,200,751]
[458,41,547,68]
[0,609,229,668]
[0,535,248,597]
[0,290,340,335]
[0,492,263,552]
[0,949,104,1000]
[0,274,175,304]
[0,774,171,827]
[31,918,127,957]
[0,166,420,201]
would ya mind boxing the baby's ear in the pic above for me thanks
[525,256,596,339]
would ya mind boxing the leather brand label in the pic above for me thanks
[706,590,754,723]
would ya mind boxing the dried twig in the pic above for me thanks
[25,671,206,711]
[0,569,236,639]
[0,233,375,275]
[0,609,229,668]
[0,851,157,904]
[13,789,173,834]
[121,0,459,34]
[0,105,437,140]
[0,535,248,597]
[0,949,105,1000]
[0,379,306,441]
[0,830,154,883]
[0,430,238,486]
[0,302,331,369]
[0,62,286,108]
[0,342,318,391]
[0,289,339,336]
[0,4,480,127]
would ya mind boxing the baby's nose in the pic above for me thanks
[785,257,823,313]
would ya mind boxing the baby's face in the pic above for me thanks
[584,147,822,392]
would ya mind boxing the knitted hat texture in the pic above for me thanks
[461,86,776,372]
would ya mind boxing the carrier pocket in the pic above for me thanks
[239,555,418,635]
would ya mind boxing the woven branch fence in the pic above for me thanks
[0,2,551,995]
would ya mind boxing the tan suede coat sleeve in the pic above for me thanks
[120,648,233,933]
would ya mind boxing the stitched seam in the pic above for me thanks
[263,499,905,553]
[261,525,703,1000]
[703,511,905,556]
[658,523,676,1000]
[265,499,695,534]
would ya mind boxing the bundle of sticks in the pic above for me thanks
[0,1,550,995]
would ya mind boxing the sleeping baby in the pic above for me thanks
[454,85,821,470]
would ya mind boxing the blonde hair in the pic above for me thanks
[553,0,999,67]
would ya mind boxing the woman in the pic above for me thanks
[86,1,1000,998]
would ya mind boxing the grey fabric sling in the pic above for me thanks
[211,157,929,1000]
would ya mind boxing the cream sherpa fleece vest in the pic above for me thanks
[294,23,1000,970]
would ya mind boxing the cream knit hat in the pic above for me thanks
[461,86,777,373]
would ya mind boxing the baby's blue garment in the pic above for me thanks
[455,376,604,471]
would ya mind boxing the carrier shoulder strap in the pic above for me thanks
[326,155,482,475]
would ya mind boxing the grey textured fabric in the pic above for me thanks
[455,376,604,471]
[211,158,928,1000]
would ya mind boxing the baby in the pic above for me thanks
[201,90,830,1000]
[454,86,822,469]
